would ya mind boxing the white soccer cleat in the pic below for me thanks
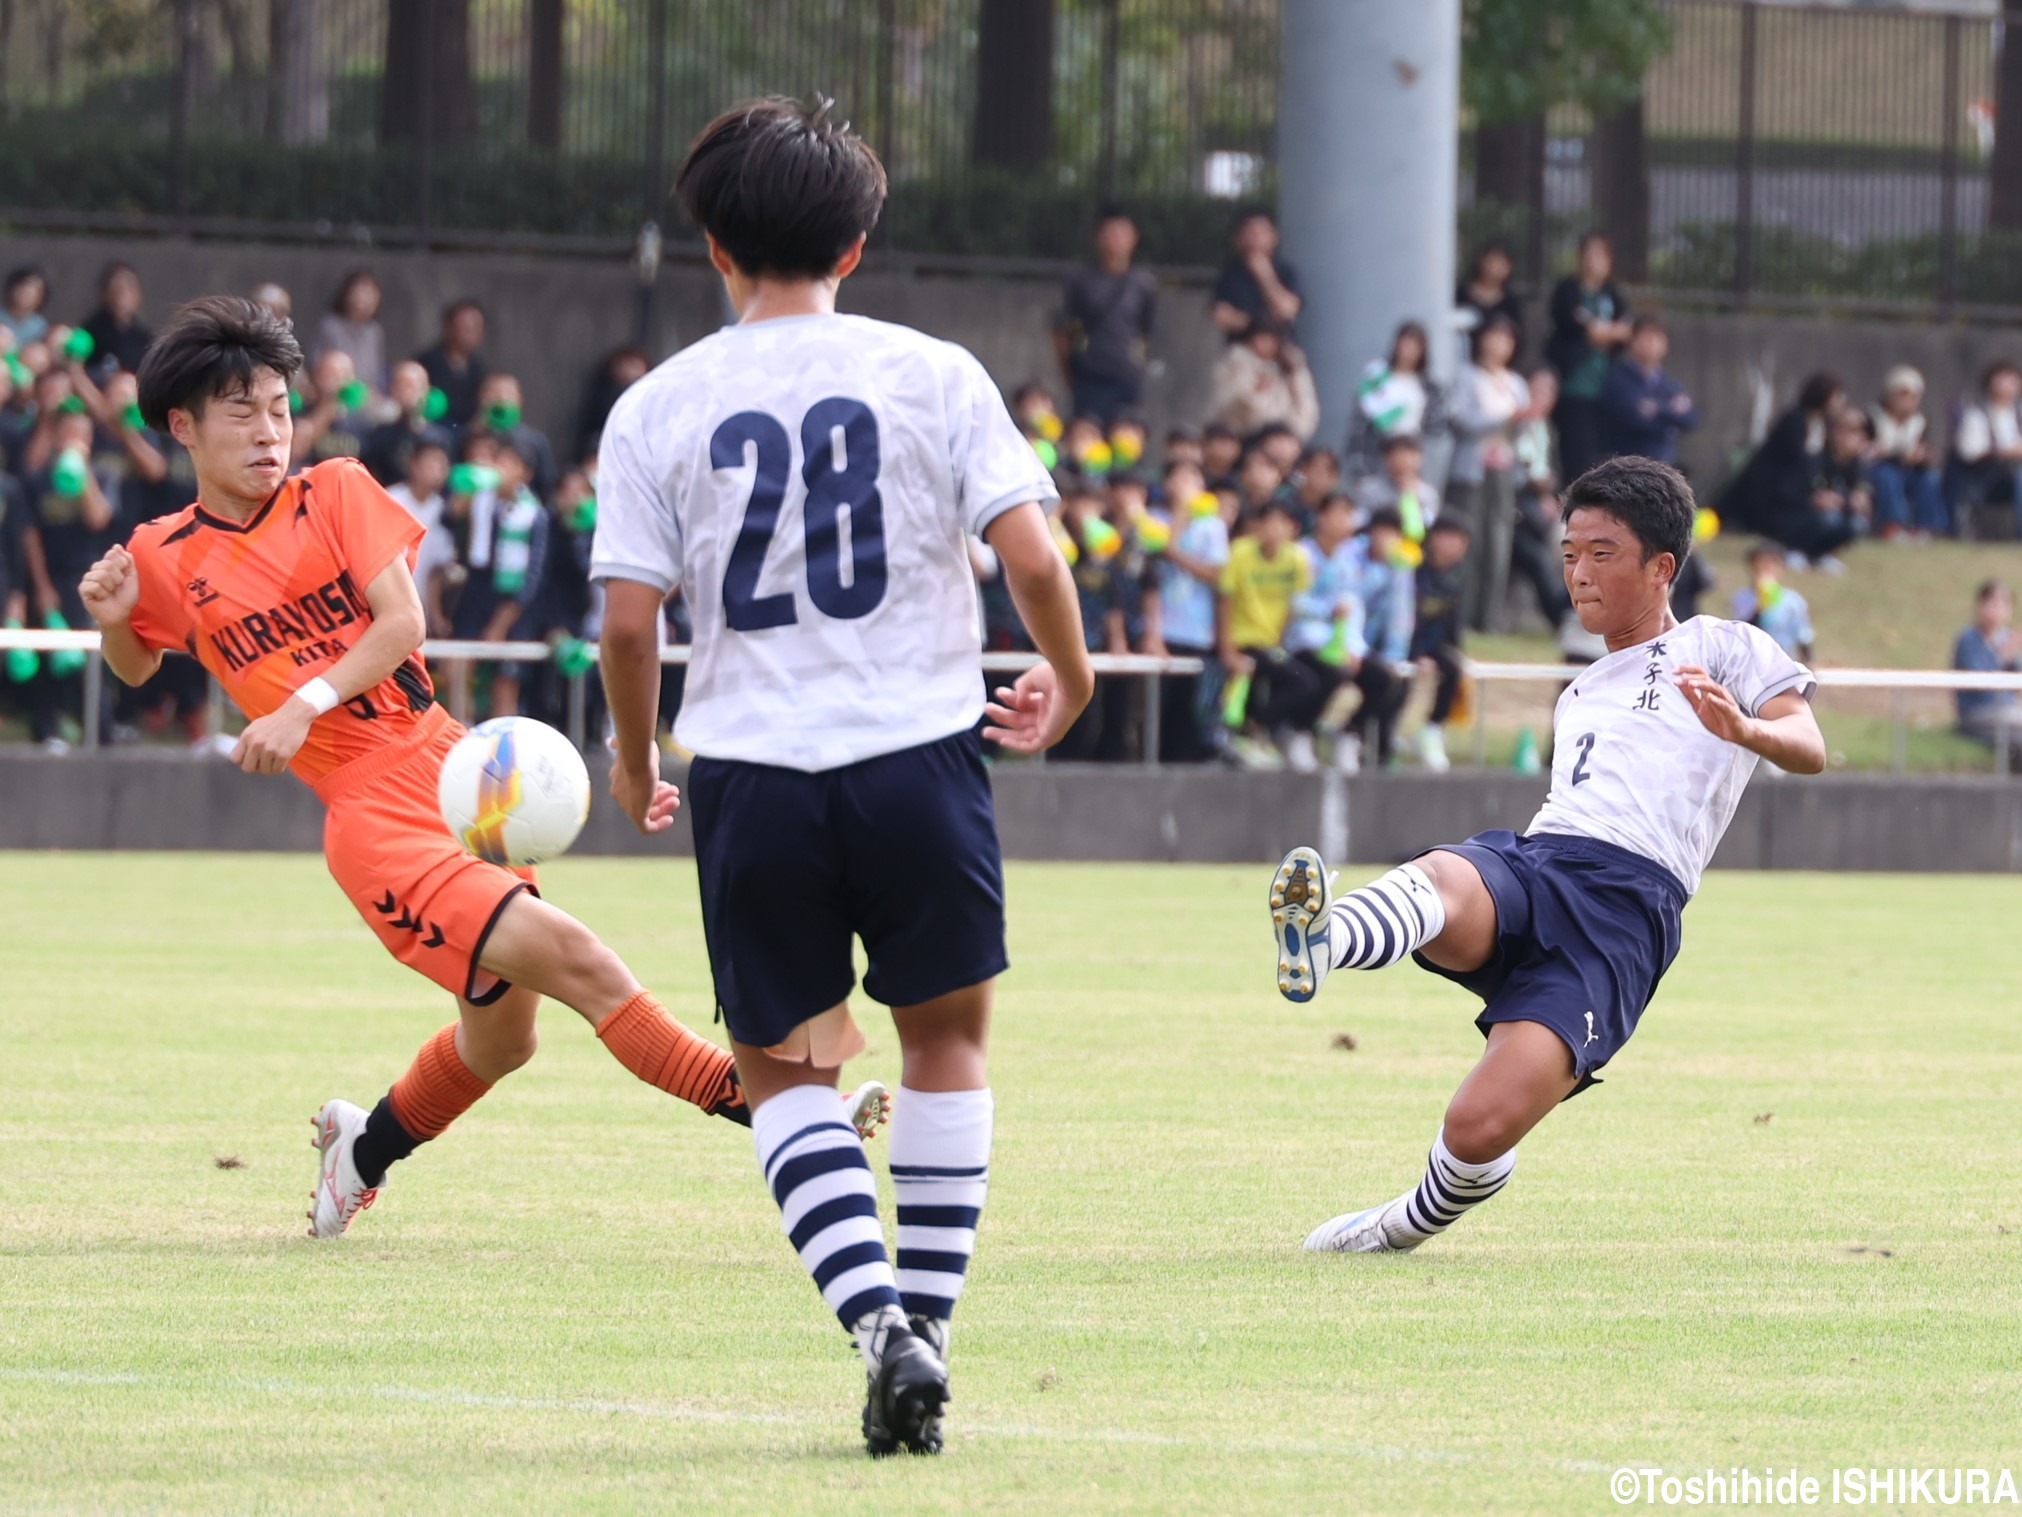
[307,1098,380,1239]
[1304,1198,1419,1254]
[846,1080,892,1142]
[1271,846,1334,1004]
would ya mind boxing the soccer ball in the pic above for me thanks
[437,716,591,867]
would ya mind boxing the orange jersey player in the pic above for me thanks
[78,295,887,1239]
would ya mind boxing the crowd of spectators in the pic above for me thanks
[0,260,656,753]
[4,210,2020,769]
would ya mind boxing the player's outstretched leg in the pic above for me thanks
[738,1043,948,1457]
[1271,846,1450,1003]
[1306,1021,1575,1254]
[886,982,995,1456]
[311,987,538,1238]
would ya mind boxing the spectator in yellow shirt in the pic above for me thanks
[1217,498,1326,769]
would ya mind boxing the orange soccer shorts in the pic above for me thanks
[315,705,539,1005]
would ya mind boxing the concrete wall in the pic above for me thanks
[5,754,2019,872]
[8,229,2015,492]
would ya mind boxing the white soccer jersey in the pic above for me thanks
[591,313,1058,771]
[1527,616,1815,895]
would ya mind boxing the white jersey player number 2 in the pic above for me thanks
[712,398,888,632]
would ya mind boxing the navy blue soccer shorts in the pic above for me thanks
[685,728,1009,1051]
[1411,830,1687,1091]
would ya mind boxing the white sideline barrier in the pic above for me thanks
[3,628,2017,772]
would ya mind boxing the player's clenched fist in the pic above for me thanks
[78,544,141,626]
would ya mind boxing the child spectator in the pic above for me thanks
[1289,447,1342,523]
[1218,497,1320,770]
[1409,518,1471,772]
[1812,408,1876,546]
[1155,461,1231,763]
[1448,314,1529,632]
[314,269,388,393]
[22,405,117,750]
[1344,507,1417,768]
[1732,543,1816,661]
[1346,320,1444,483]
[1546,231,1633,481]
[1234,445,1287,528]
[1201,422,1243,487]
[1051,478,1129,760]
[415,298,490,430]
[1867,365,1948,539]
[1949,360,2022,538]
[1209,207,1303,337]
[1053,208,1156,423]
[1355,433,1440,544]
[1599,315,1698,465]
[1287,490,1400,774]
[387,433,458,633]
[2,266,50,347]
[449,435,550,720]
[1953,579,2021,762]
[79,263,153,377]
[1162,425,1203,474]
[1510,367,1572,629]
[1209,317,1319,443]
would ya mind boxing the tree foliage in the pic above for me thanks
[1463,0,1671,126]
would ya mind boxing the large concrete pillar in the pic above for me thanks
[1278,0,1461,449]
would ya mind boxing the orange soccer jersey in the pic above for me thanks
[126,456,436,784]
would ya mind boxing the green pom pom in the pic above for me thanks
[569,495,598,532]
[57,394,87,415]
[51,449,88,499]
[3,355,29,390]
[552,636,598,678]
[1032,438,1059,470]
[62,328,94,362]
[121,401,145,432]
[288,390,306,415]
[484,401,522,432]
[422,387,450,422]
[3,618,36,683]
[338,380,368,411]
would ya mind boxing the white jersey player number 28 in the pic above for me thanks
[714,398,886,632]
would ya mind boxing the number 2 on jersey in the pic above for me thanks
[1570,733,1597,786]
[713,399,888,632]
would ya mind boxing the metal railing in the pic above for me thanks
[1465,658,2022,776]
[8,627,2021,774]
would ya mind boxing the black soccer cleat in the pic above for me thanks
[707,1067,752,1128]
[862,1322,948,1457]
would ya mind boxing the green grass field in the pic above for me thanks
[3,854,2020,1515]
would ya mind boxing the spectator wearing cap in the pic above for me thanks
[1209,208,1303,339]
[416,298,491,430]
[79,263,153,376]
[1867,365,1948,539]
[315,269,389,393]
[1599,315,1697,466]
[1949,360,2022,538]
[1953,579,2021,763]
[1448,314,1529,632]
[2,266,50,347]
[1210,316,1319,444]
[1053,208,1157,424]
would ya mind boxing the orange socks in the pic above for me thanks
[596,991,737,1113]
[387,1024,494,1140]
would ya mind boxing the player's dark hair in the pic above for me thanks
[676,96,888,280]
[136,294,303,429]
[1975,579,2010,606]
[1564,455,1695,584]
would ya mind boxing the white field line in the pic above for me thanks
[0,1365,1613,1472]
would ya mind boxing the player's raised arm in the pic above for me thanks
[1674,665,1826,774]
[230,556,425,775]
[78,542,162,687]
[981,501,1093,753]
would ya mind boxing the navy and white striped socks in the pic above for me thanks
[1383,1133,1517,1248]
[1327,862,1447,971]
[753,1083,905,1371]
[889,1087,992,1355]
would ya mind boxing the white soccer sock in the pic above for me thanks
[1326,862,1447,971]
[1383,1133,1517,1247]
[889,1087,993,1353]
[752,1083,904,1371]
